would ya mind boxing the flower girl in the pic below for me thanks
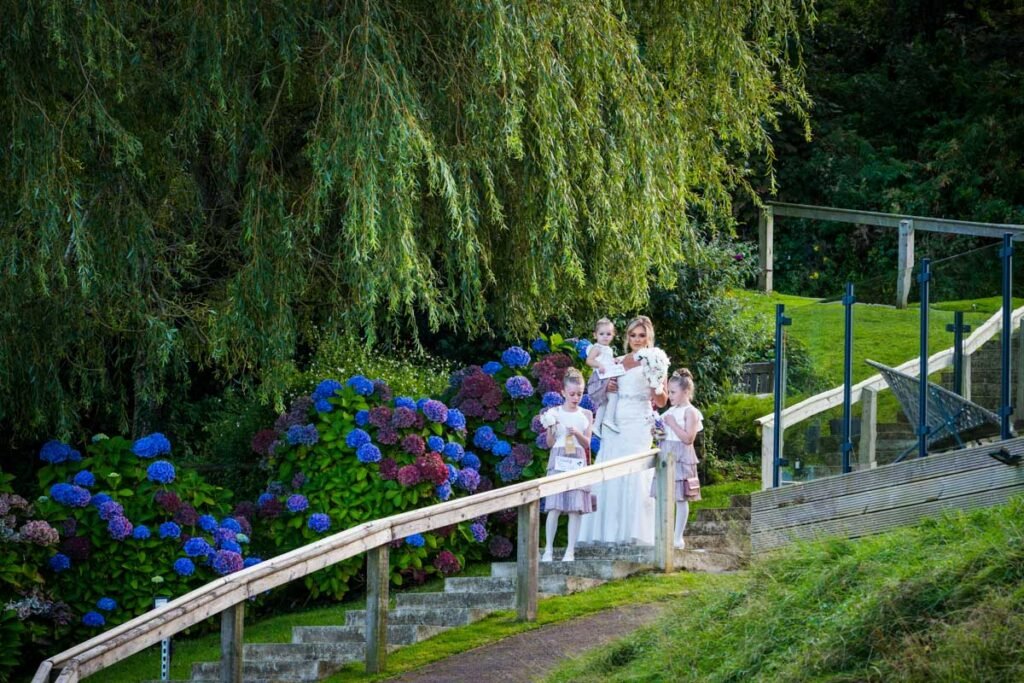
[540,368,594,562]
[650,368,703,549]
[585,318,620,436]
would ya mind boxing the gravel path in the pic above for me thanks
[383,603,665,683]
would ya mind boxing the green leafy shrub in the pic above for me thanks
[704,394,774,460]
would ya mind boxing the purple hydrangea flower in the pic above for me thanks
[286,494,309,513]
[422,400,449,424]
[505,375,534,399]
[173,557,195,576]
[98,500,124,521]
[469,522,488,542]
[131,433,171,458]
[211,550,244,575]
[391,407,417,429]
[108,516,133,541]
[308,513,331,533]
[357,443,382,463]
[146,460,176,484]
[501,346,531,368]
[456,468,480,492]
[345,428,371,449]
[482,361,503,375]
[535,433,549,449]
[542,392,564,408]
[489,535,513,558]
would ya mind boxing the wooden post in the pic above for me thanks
[759,205,774,292]
[653,446,676,571]
[516,500,539,622]
[858,388,878,470]
[365,545,389,674]
[897,219,915,309]
[760,423,774,490]
[219,603,243,683]
[962,352,973,401]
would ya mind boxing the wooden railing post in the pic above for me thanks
[653,446,676,572]
[516,500,539,621]
[897,219,915,309]
[365,545,389,674]
[963,352,973,401]
[858,387,878,469]
[760,423,774,491]
[759,205,774,292]
[219,603,243,683]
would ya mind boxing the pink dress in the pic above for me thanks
[650,405,702,502]
[542,406,595,513]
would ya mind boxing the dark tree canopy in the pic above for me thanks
[0,1,810,444]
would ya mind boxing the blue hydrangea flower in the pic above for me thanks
[132,525,151,540]
[354,410,369,427]
[345,428,371,449]
[580,394,595,411]
[445,408,467,431]
[314,398,333,413]
[220,518,242,533]
[501,346,531,368]
[146,460,176,485]
[394,396,417,410]
[39,440,81,464]
[312,379,343,401]
[98,500,124,521]
[82,611,105,627]
[469,522,488,542]
[308,513,331,533]
[492,440,512,457]
[460,452,481,470]
[591,434,601,455]
[346,375,375,396]
[497,456,523,482]
[473,426,497,451]
[535,432,549,449]
[108,516,133,541]
[405,533,425,547]
[243,557,262,568]
[159,522,181,539]
[198,515,218,533]
[481,361,503,375]
[446,464,459,484]
[220,540,242,554]
[456,468,481,492]
[357,442,382,463]
[48,553,71,572]
[442,442,465,461]
[531,338,550,353]
[286,494,309,513]
[91,493,112,508]
[505,375,534,399]
[73,470,96,488]
[575,339,592,360]
[50,483,91,508]
[96,597,117,611]
[286,424,319,447]
[184,537,213,557]
[542,392,564,408]
[257,493,275,507]
[436,482,452,501]
[173,557,195,576]
[214,528,237,546]
[427,436,445,452]
[422,400,448,423]
[131,432,171,458]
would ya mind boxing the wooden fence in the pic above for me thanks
[750,434,1024,553]
[31,448,663,683]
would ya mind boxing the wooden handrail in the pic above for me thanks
[32,447,660,682]
[768,201,1024,238]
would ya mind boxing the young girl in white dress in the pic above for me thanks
[540,368,594,562]
[651,368,703,549]
[585,318,620,436]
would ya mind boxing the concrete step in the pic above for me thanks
[395,590,516,610]
[243,641,362,662]
[695,507,750,522]
[728,493,751,508]
[191,658,326,682]
[345,607,490,627]
[490,558,651,581]
[676,548,746,572]
[442,574,604,596]
[687,519,749,536]
[293,623,442,646]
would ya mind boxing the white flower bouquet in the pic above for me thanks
[635,347,670,395]
[539,409,559,429]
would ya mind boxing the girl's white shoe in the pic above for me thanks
[674,540,685,550]
[561,550,575,562]
[541,550,554,562]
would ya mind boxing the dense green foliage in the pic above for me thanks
[0,0,811,451]
[761,0,1024,295]
[548,495,1024,682]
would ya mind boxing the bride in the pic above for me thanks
[578,316,667,545]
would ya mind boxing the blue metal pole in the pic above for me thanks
[841,282,855,473]
[1000,233,1013,439]
[945,311,970,396]
[918,259,931,460]
[772,304,792,488]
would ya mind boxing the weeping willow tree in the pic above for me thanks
[0,0,811,445]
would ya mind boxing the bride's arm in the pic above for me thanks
[652,378,668,408]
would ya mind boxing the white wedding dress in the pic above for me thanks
[578,363,656,545]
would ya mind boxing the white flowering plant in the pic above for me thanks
[635,347,670,395]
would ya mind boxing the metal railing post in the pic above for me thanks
[772,304,792,487]
[917,258,931,459]
[1001,233,1014,439]
[841,282,855,474]
[946,311,971,396]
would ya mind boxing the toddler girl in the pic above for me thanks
[650,368,703,549]
[540,367,594,562]
[585,318,620,436]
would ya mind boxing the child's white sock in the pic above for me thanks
[674,501,689,548]
[542,511,560,561]
[563,514,581,561]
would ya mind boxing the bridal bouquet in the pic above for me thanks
[539,409,559,430]
[635,347,670,395]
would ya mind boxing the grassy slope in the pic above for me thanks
[546,495,1024,682]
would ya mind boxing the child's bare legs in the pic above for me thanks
[674,501,689,549]
[593,403,607,437]
[563,513,581,561]
[542,511,560,562]
[603,392,620,433]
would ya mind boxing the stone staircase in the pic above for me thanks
[157,494,750,683]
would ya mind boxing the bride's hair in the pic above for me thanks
[563,367,585,388]
[624,316,655,353]
[669,368,694,396]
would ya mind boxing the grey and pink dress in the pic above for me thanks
[650,405,703,501]
[543,406,596,513]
